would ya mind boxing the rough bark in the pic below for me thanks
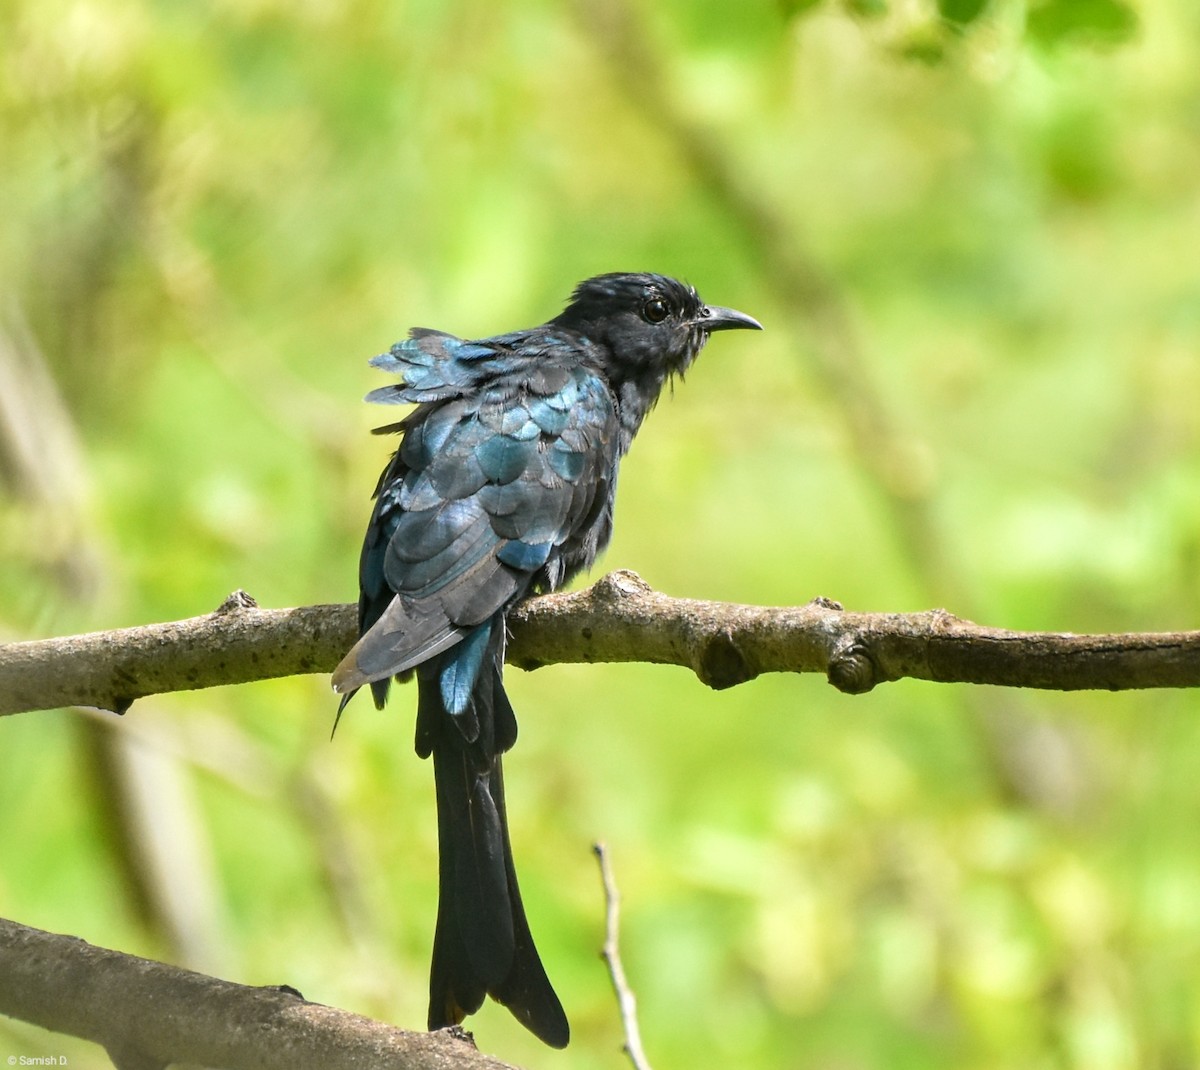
[2,572,1197,718]
[0,916,514,1070]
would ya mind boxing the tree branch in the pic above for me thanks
[0,916,513,1070]
[1,571,1197,717]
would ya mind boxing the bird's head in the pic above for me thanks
[551,272,761,389]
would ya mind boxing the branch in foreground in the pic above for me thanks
[0,916,513,1070]
[1,571,1198,717]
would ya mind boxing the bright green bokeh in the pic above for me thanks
[3,1,1199,1067]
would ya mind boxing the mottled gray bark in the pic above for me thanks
[2,571,1197,719]
[0,916,514,1070]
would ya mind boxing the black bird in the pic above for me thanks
[332,273,761,1047]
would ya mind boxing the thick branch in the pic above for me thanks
[0,916,512,1070]
[1,572,1197,717]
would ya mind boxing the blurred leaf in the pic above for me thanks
[938,0,990,25]
[1038,109,1118,203]
[1027,0,1139,49]
[844,0,889,19]
[895,27,948,65]
[781,0,827,16]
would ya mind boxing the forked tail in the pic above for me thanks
[416,642,569,1048]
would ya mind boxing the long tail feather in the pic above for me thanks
[417,636,569,1048]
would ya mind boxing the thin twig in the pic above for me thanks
[594,842,654,1070]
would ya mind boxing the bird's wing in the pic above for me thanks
[332,358,616,695]
[473,360,618,579]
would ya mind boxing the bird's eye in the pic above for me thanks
[643,297,670,323]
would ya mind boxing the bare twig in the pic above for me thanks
[0,917,513,1070]
[594,843,653,1070]
[1,571,1198,717]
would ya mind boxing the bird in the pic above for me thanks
[331,272,761,1047]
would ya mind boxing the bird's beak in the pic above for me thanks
[697,304,763,332]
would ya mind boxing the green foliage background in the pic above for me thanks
[3,0,1200,1067]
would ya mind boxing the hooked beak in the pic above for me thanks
[696,304,763,333]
